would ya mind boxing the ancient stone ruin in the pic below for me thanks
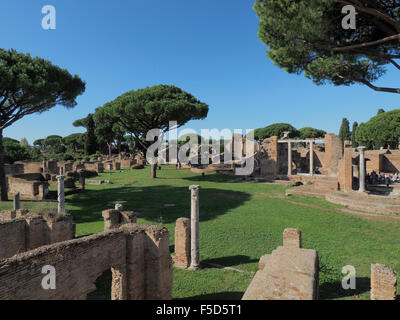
[0,208,172,300]
[0,210,75,260]
[242,229,319,300]
[242,229,398,300]
[370,263,397,300]
[173,185,201,270]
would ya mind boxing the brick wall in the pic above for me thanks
[0,213,75,260]
[0,223,172,300]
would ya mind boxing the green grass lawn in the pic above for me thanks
[2,165,400,300]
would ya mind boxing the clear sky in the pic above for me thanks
[1,0,399,144]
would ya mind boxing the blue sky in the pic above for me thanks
[1,0,399,144]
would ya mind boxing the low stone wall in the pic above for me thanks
[6,175,49,200]
[0,223,172,300]
[314,176,338,191]
[121,160,136,168]
[0,211,75,260]
[242,229,319,300]
[83,162,104,173]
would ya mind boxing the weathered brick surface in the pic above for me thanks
[102,209,137,231]
[283,228,302,248]
[243,229,318,300]
[174,218,191,268]
[0,223,172,300]
[338,146,353,191]
[260,136,278,176]
[0,212,75,260]
[0,219,26,259]
[325,134,343,177]
[6,176,49,200]
[242,246,319,300]
[370,264,397,300]
[314,177,339,191]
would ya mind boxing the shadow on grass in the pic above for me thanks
[319,277,370,300]
[66,185,251,225]
[201,255,259,268]
[181,173,236,183]
[176,292,244,300]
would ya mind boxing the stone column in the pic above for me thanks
[13,193,20,210]
[309,140,314,175]
[287,142,292,176]
[189,185,200,270]
[57,167,65,214]
[358,146,366,192]
[79,174,85,190]
[42,159,47,173]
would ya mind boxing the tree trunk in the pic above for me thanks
[151,163,157,179]
[108,143,112,159]
[0,129,8,201]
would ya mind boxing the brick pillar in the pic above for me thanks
[102,209,121,231]
[174,218,191,268]
[283,228,302,248]
[343,146,353,192]
[371,264,397,300]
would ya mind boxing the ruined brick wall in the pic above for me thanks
[260,136,279,176]
[14,161,42,174]
[6,176,49,200]
[324,134,343,177]
[242,229,319,300]
[366,153,382,173]
[83,162,104,173]
[314,150,327,172]
[0,224,172,300]
[0,213,75,260]
[102,209,137,231]
[121,160,135,168]
[338,146,353,191]
[383,153,400,173]
[0,219,26,259]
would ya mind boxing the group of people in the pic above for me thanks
[366,171,399,186]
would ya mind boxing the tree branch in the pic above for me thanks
[331,34,400,52]
[335,0,400,33]
[355,79,400,93]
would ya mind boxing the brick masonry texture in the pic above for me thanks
[0,223,172,300]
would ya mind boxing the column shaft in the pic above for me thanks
[309,141,314,175]
[288,142,292,176]
[189,185,200,270]
[359,147,366,192]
